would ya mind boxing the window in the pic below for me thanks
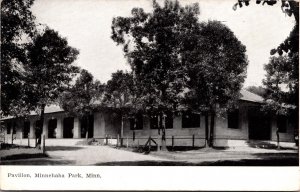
[130,114,143,130]
[150,115,159,129]
[150,113,173,129]
[182,112,200,128]
[228,110,239,129]
[7,122,17,134]
[277,115,287,133]
[6,122,11,134]
[23,121,30,138]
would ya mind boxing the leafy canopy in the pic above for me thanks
[104,70,136,112]
[1,0,37,116]
[27,28,80,111]
[60,69,104,117]
[111,0,201,114]
[184,21,248,112]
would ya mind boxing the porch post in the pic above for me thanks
[56,118,63,138]
[73,117,81,138]
[42,118,48,139]
[29,119,35,139]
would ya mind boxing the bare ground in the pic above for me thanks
[1,145,298,166]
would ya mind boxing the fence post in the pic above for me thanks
[126,137,128,148]
[28,134,30,147]
[149,136,151,152]
[20,132,22,147]
[172,136,174,151]
[35,136,37,148]
[105,135,108,145]
[117,134,119,148]
[192,134,195,148]
[42,135,46,154]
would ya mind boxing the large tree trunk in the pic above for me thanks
[160,113,167,151]
[205,112,209,147]
[276,128,280,149]
[37,104,46,148]
[121,115,124,146]
[11,121,16,145]
[157,115,160,151]
[85,115,89,139]
[209,110,215,147]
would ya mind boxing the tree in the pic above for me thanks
[60,69,104,139]
[1,0,37,116]
[184,21,248,147]
[246,86,266,97]
[111,0,201,150]
[262,55,297,148]
[104,70,137,145]
[234,0,299,146]
[233,0,299,108]
[27,28,79,146]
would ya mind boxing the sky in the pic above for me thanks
[31,0,295,87]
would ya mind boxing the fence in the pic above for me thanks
[94,134,208,149]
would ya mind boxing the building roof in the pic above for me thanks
[1,89,264,120]
[1,105,64,120]
[240,89,264,103]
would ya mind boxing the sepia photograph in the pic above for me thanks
[0,0,299,190]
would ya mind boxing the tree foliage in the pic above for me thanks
[112,0,248,148]
[1,0,37,116]
[183,21,248,146]
[59,69,104,138]
[111,0,202,149]
[60,69,104,118]
[27,28,79,143]
[233,0,299,22]
[263,55,296,114]
[184,21,248,112]
[111,0,200,115]
[104,70,136,113]
[235,0,299,114]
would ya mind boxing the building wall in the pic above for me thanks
[122,115,207,147]
[104,113,121,137]
[1,102,296,146]
[271,115,295,142]
[214,105,249,147]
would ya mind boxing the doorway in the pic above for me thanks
[63,117,74,138]
[80,115,94,138]
[248,107,271,140]
[23,121,30,138]
[48,119,57,138]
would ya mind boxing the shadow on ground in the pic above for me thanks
[0,153,48,161]
[0,158,75,165]
[45,146,83,151]
[130,146,229,154]
[200,158,299,166]
[246,141,297,150]
[94,157,299,166]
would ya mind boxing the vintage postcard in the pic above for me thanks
[0,0,299,190]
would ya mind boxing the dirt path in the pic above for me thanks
[1,145,298,165]
[45,145,169,165]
